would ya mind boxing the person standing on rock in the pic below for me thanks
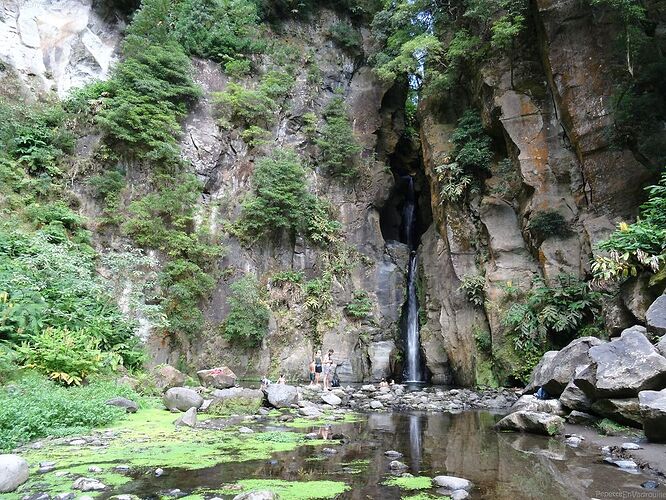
[308,360,316,386]
[323,349,335,391]
[314,350,323,386]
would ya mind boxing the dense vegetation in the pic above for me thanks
[593,173,666,284]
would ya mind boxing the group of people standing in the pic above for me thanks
[309,348,337,390]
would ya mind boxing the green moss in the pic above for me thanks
[207,396,262,416]
[382,476,433,490]
[228,479,350,499]
[16,409,314,474]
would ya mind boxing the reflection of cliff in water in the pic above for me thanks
[108,411,654,499]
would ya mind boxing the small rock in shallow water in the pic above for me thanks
[114,465,130,472]
[22,493,49,500]
[54,493,75,500]
[451,490,470,500]
[72,478,106,492]
[304,433,318,440]
[601,446,612,455]
[621,442,642,450]
[565,436,582,448]
[154,468,164,477]
[604,458,639,471]
[88,466,101,473]
[370,400,383,409]
[238,426,254,433]
[322,448,337,454]
[232,491,278,500]
[641,480,659,489]
[389,460,408,470]
[384,450,403,458]
[68,439,86,446]
[257,408,269,415]
[433,475,472,491]
[165,489,185,498]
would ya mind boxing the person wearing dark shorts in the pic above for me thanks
[309,360,316,385]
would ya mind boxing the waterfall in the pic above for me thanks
[402,176,425,383]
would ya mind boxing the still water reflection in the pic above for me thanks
[111,411,659,499]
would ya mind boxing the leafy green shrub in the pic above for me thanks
[345,290,373,319]
[0,101,75,176]
[328,22,363,54]
[592,172,666,283]
[97,43,201,163]
[316,96,361,179]
[214,71,294,130]
[236,149,311,239]
[171,0,264,61]
[0,374,141,451]
[435,110,492,202]
[503,274,605,383]
[0,344,18,384]
[474,326,492,354]
[224,59,252,77]
[528,211,570,241]
[0,226,143,367]
[88,170,126,225]
[271,270,305,286]
[241,125,271,147]
[459,274,485,306]
[16,327,111,386]
[223,275,269,347]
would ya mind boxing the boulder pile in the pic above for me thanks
[502,295,666,441]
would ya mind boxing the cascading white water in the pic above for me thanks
[402,176,425,383]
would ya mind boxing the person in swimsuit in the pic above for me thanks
[323,349,334,391]
[308,360,316,385]
[314,350,323,386]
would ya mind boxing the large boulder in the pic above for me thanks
[151,365,186,392]
[163,387,204,412]
[197,367,237,389]
[265,384,298,408]
[105,397,138,413]
[209,387,264,415]
[639,389,666,442]
[559,380,592,412]
[495,411,565,436]
[525,337,602,396]
[0,454,28,493]
[509,395,566,416]
[646,295,666,336]
[574,326,666,399]
[590,398,642,428]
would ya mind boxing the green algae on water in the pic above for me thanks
[225,479,350,499]
[382,475,433,490]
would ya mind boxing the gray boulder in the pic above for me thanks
[510,395,566,416]
[526,337,602,396]
[72,478,107,491]
[197,367,237,389]
[566,410,598,425]
[524,351,557,393]
[590,398,642,428]
[559,380,592,412]
[163,387,204,412]
[574,326,666,399]
[209,387,264,415]
[151,365,186,392]
[174,407,197,427]
[495,411,565,436]
[433,476,472,491]
[265,384,298,408]
[639,388,666,442]
[0,454,28,493]
[646,295,666,336]
[321,392,342,406]
[105,397,138,413]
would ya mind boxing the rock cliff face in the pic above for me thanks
[0,0,122,97]
[1,0,661,385]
